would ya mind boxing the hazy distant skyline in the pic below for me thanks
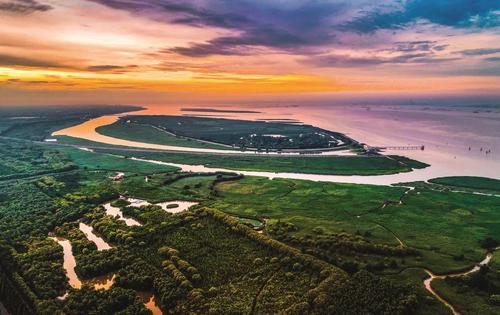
[1,0,499,105]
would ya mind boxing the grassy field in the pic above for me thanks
[95,147,429,175]
[55,135,429,176]
[115,172,238,203]
[429,176,500,193]
[96,121,232,150]
[57,146,179,174]
[367,189,500,272]
[116,115,352,150]
[212,176,500,273]
[211,176,406,243]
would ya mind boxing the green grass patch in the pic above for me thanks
[57,147,179,174]
[113,115,353,150]
[97,121,231,150]
[429,176,500,192]
[97,148,427,175]
[211,176,406,244]
[364,189,500,272]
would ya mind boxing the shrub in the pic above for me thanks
[207,287,218,297]
[292,262,302,272]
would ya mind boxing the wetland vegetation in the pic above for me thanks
[98,115,352,151]
[0,106,498,315]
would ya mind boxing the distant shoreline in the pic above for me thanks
[181,108,261,114]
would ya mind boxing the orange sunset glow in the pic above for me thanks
[0,0,499,105]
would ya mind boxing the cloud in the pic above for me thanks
[344,0,500,33]
[89,0,499,58]
[484,56,500,62]
[305,52,458,68]
[390,41,449,53]
[90,0,347,56]
[0,53,63,68]
[460,48,500,56]
[0,0,52,14]
[86,64,138,73]
[168,26,318,57]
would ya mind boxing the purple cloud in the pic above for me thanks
[304,52,458,68]
[0,0,52,14]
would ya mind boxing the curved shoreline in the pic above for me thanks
[52,115,356,156]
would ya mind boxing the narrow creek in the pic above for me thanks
[138,292,163,315]
[126,197,198,213]
[79,222,112,251]
[128,157,434,186]
[50,235,162,313]
[423,249,497,315]
[50,236,82,290]
[103,197,198,227]
[103,202,142,226]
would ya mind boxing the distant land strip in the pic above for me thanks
[181,108,261,113]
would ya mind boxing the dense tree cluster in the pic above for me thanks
[114,259,154,291]
[480,237,500,250]
[16,238,67,299]
[0,140,74,180]
[62,286,149,315]
[314,270,419,314]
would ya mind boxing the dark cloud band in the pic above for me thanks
[0,0,52,14]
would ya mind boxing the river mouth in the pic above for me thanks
[49,116,470,186]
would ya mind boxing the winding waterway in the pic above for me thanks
[79,222,112,251]
[123,197,199,213]
[103,202,142,226]
[423,249,498,315]
[50,236,82,289]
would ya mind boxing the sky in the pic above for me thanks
[0,0,499,106]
